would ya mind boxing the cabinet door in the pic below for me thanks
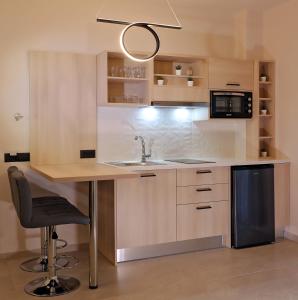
[274,163,290,237]
[116,169,177,249]
[209,58,254,91]
[30,51,97,164]
[177,201,229,241]
[152,86,209,103]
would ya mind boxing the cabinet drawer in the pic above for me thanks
[177,184,229,205]
[177,201,229,241]
[177,167,229,186]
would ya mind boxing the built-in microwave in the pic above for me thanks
[210,91,253,119]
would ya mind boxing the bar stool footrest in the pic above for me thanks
[24,276,80,297]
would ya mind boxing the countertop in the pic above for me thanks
[31,163,137,182]
[102,157,290,173]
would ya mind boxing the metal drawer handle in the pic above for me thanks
[226,82,241,86]
[196,205,212,210]
[196,188,212,192]
[140,173,156,178]
[196,170,212,174]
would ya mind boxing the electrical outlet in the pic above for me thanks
[4,152,30,162]
[80,150,96,159]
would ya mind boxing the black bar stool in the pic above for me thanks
[9,168,90,296]
[7,166,70,273]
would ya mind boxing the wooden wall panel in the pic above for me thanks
[29,51,97,164]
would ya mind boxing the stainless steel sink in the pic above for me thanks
[106,161,167,167]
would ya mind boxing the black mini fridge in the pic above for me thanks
[232,164,275,248]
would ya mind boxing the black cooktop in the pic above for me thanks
[165,159,215,164]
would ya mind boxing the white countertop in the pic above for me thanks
[102,157,290,172]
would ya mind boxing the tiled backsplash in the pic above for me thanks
[97,107,247,162]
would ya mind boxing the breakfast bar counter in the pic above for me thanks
[31,163,137,289]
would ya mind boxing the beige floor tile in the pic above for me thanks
[1,240,298,299]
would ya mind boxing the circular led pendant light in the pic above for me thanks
[119,23,160,62]
[97,0,182,62]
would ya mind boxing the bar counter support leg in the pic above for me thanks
[89,180,98,289]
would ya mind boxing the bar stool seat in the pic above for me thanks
[7,166,73,273]
[30,196,89,228]
[8,168,90,297]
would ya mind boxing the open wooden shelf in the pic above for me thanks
[259,98,272,101]
[108,76,149,82]
[154,74,206,79]
[259,81,272,85]
[152,55,209,104]
[97,51,152,106]
[247,60,276,159]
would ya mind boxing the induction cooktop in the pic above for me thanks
[165,159,215,164]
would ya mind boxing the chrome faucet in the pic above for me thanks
[134,136,152,163]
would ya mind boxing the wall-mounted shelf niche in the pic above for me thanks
[258,61,275,158]
[152,54,209,103]
[246,60,276,159]
[97,51,152,106]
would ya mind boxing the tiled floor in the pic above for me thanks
[2,240,298,300]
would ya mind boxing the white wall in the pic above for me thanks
[262,0,298,237]
[0,0,244,254]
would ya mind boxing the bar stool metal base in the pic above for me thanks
[24,276,80,297]
[20,256,71,273]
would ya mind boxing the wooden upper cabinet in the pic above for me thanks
[209,58,254,91]
[29,51,97,164]
[97,51,152,107]
[152,55,209,103]
[116,169,177,249]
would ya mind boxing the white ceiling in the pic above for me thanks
[172,0,286,16]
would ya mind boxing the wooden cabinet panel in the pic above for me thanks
[177,201,229,241]
[29,51,97,164]
[209,58,254,91]
[152,86,209,103]
[177,167,230,187]
[116,169,177,249]
[274,163,290,237]
[177,184,229,205]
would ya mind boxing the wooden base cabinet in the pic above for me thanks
[274,163,290,237]
[116,169,177,249]
[177,201,229,241]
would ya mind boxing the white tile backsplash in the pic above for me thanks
[97,107,247,162]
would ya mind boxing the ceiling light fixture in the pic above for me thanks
[97,0,182,62]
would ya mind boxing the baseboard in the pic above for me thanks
[285,228,298,242]
[116,236,223,263]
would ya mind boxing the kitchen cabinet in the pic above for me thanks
[209,58,254,91]
[274,163,290,238]
[97,51,152,106]
[177,167,230,186]
[29,51,97,164]
[116,169,177,249]
[177,201,229,241]
[177,183,229,205]
[176,166,231,246]
[152,54,209,104]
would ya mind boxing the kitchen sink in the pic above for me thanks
[106,161,167,167]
